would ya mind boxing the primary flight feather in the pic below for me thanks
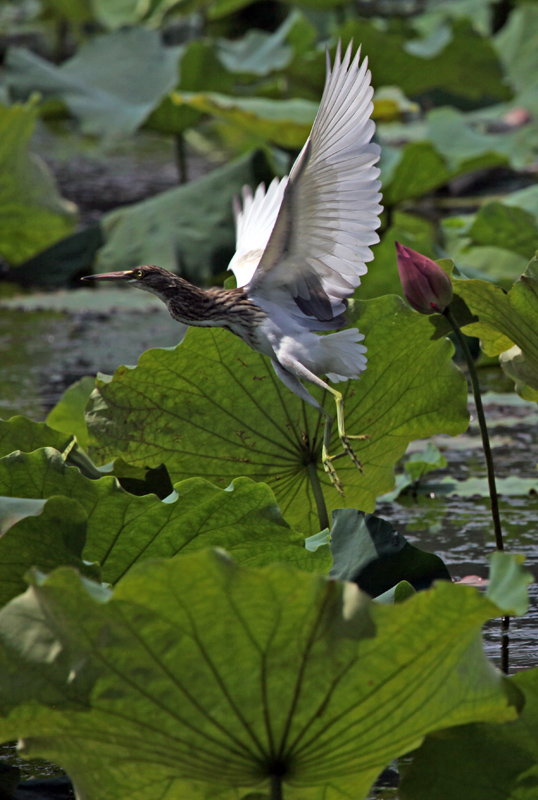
[83,42,383,494]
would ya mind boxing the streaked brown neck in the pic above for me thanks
[159,277,266,337]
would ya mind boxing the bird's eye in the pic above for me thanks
[134,269,144,279]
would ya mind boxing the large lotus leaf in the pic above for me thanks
[329,510,450,596]
[442,200,538,285]
[454,256,538,398]
[0,550,529,799]
[5,29,180,137]
[401,665,538,800]
[381,120,519,207]
[86,294,469,533]
[0,100,77,265]
[495,5,538,113]
[11,223,104,288]
[96,150,274,281]
[171,92,316,149]
[0,494,100,607]
[215,23,293,76]
[426,106,538,174]
[382,141,451,206]
[467,203,538,260]
[0,449,329,582]
[145,39,235,136]
[340,18,510,103]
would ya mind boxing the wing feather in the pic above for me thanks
[227,177,288,288]
[247,42,382,325]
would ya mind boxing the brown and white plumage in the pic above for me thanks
[83,42,382,497]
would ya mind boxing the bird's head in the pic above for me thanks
[82,265,181,301]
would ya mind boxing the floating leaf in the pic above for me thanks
[379,443,447,501]
[87,294,469,533]
[0,99,77,265]
[0,550,527,799]
[329,510,450,596]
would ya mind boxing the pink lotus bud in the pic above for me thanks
[395,242,453,314]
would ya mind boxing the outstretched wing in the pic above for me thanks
[247,42,382,324]
[227,177,288,288]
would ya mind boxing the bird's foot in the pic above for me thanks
[340,434,370,473]
[322,448,345,496]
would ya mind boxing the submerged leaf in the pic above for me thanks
[0,550,527,799]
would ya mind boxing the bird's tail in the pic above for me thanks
[320,328,367,383]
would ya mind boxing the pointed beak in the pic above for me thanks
[81,271,134,282]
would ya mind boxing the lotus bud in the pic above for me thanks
[395,242,453,315]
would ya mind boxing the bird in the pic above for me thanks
[82,42,382,495]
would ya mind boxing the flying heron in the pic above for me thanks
[83,42,382,494]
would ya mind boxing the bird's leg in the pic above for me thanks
[272,358,365,495]
[325,386,367,473]
[271,359,344,494]
[320,407,346,495]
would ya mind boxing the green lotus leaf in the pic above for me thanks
[171,92,316,149]
[0,416,75,459]
[454,255,538,399]
[341,17,510,103]
[0,449,328,582]
[96,150,274,281]
[401,664,538,800]
[87,294,469,533]
[0,550,528,799]
[495,4,538,113]
[5,29,180,137]
[46,376,95,451]
[145,39,235,136]
[0,99,77,265]
[329,510,450,596]
[0,494,100,606]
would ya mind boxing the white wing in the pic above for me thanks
[247,42,382,325]
[227,177,288,288]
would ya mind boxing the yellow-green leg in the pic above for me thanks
[270,359,367,497]
[321,387,368,494]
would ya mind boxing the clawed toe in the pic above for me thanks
[323,454,344,496]
[340,436,363,473]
